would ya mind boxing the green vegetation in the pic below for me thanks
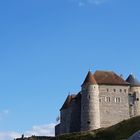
[16,116,140,140]
[55,116,140,140]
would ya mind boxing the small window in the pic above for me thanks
[99,98,102,102]
[87,95,90,99]
[120,89,122,92]
[114,89,116,92]
[105,97,111,102]
[107,89,109,92]
[124,89,127,93]
[115,97,121,103]
[136,98,139,101]
[87,121,90,124]
[89,95,90,99]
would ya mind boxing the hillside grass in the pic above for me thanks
[55,116,140,140]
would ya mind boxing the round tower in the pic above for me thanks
[81,71,100,131]
[126,74,140,116]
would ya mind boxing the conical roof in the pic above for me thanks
[81,71,97,86]
[126,74,140,87]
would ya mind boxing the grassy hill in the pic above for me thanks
[16,116,140,140]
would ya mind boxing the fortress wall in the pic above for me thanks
[55,124,60,136]
[60,95,81,134]
[60,107,72,134]
[70,95,81,133]
[99,85,130,128]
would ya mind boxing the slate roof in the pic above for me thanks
[81,71,97,86]
[126,74,140,87]
[94,70,129,85]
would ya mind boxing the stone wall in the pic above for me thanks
[55,124,60,136]
[130,87,140,116]
[70,94,81,133]
[99,85,130,128]
[81,85,100,131]
[60,107,71,134]
[59,94,81,134]
[56,84,140,135]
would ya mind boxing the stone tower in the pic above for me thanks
[81,71,100,131]
[126,74,140,116]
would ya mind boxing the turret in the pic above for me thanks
[126,74,140,116]
[81,71,100,131]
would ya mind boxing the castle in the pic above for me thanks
[55,70,140,136]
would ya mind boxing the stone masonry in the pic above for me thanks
[55,70,140,135]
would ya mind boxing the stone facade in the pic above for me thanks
[55,70,140,136]
[81,84,100,131]
[99,85,130,127]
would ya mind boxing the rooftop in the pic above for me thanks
[126,74,140,87]
[94,70,129,85]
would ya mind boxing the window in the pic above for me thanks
[87,121,90,124]
[114,89,116,92]
[99,98,102,102]
[89,95,90,99]
[124,89,127,93]
[105,97,111,102]
[87,95,90,99]
[107,89,109,92]
[115,97,121,103]
[120,89,122,92]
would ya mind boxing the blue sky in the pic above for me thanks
[0,0,140,139]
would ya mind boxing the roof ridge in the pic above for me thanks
[94,71,129,85]
[95,70,114,73]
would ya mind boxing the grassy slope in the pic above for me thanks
[55,116,140,140]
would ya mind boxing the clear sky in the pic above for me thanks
[0,0,140,139]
